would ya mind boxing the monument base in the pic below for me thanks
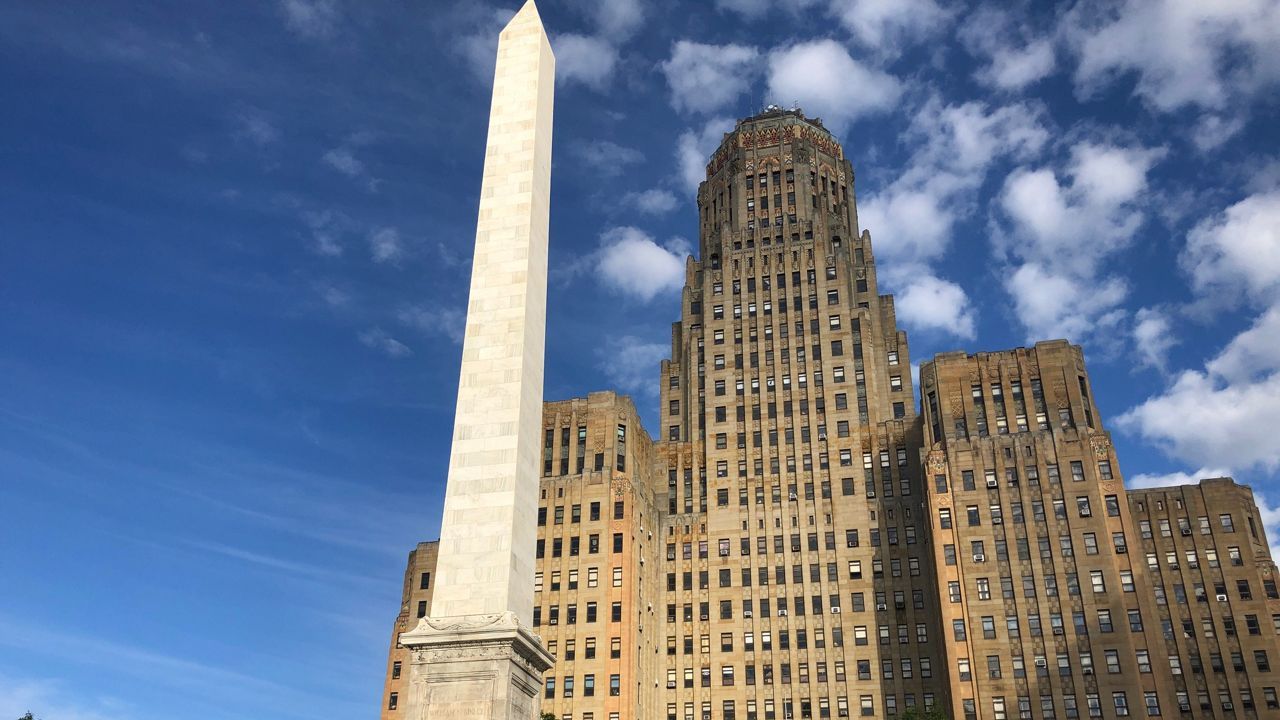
[399,611,553,720]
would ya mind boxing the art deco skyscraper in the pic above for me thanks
[656,106,942,720]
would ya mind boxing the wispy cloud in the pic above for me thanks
[280,0,340,40]
[398,304,466,344]
[358,327,413,358]
[571,139,645,178]
[322,143,381,192]
[0,614,292,702]
[233,107,279,146]
[368,226,404,263]
[183,539,383,588]
[0,673,127,720]
[596,334,669,396]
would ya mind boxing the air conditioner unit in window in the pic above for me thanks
[779,609,788,616]
[973,554,986,563]
[1217,594,1229,602]
[667,681,676,688]
[1035,657,1048,667]
[1181,528,1192,536]
[986,478,999,488]
[818,432,827,441]
[700,614,709,621]
[744,611,753,618]
[1082,667,1093,675]
[876,603,888,611]
[831,606,841,614]
[789,493,798,501]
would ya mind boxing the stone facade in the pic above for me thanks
[919,343,1280,720]
[656,107,940,720]
[381,108,1280,720]
[1127,479,1280,715]
[382,541,439,718]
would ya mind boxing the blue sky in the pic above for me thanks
[1,0,1278,717]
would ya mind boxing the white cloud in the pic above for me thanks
[1067,0,1280,113]
[829,0,951,53]
[322,144,380,191]
[1191,114,1247,151]
[398,304,466,344]
[280,0,339,40]
[368,227,403,264]
[358,328,412,358]
[1206,304,1280,384]
[625,188,679,214]
[959,6,1056,91]
[1133,307,1176,372]
[597,335,668,395]
[858,97,1046,340]
[595,227,690,302]
[1004,263,1128,342]
[322,147,363,177]
[661,41,759,115]
[553,34,619,90]
[315,283,350,308]
[1126,467,1231,490]
[301,209,345,257]
[864,98,1048,270]
[1118,306,1280,471]
[590,0,645,40]
[572,139,645,178]
[234,108,279,146]
[1181,190,1280,309]
[982,39,1056,90]
[766,40,901,134]
[995,141,1164,341]
[676,116,734,194]
[715,0,772,17]
[893,275,977,339]
[452,4,517,84]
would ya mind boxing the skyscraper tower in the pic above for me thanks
[656,106,943,720]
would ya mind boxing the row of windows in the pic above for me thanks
[665,625,932,658]
[959,648,1279,678]
[545,673,615,698]
[541,636,616,661]
[666,560,927,592]
[664,693,933,720]
[535,533,624,558]
[963,686,1280,719]
[534,602,625,626]
[663,656,934,688]
[537,501,624,525]
[541,424,627,475]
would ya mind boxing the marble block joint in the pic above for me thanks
[399,0,555,718]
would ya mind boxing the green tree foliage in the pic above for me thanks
[19,713,36,720]
[541,713,557,720]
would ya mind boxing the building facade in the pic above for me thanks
[380,109,1280,720]
[380,540,439,718]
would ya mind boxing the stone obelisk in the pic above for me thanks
[399,2,554,718]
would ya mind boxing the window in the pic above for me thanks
[388,692,398,710]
